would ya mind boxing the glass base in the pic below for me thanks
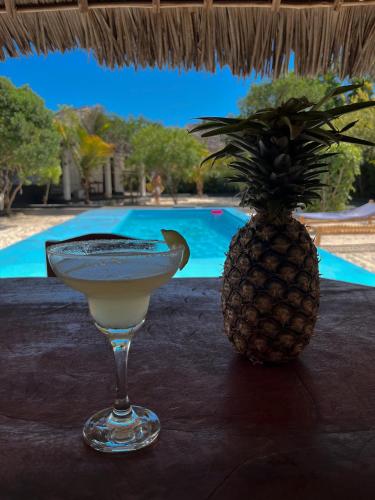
[83,405,160,453]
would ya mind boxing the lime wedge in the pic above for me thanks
[161,229,190,270]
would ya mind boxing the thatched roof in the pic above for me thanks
[0,1,374,78]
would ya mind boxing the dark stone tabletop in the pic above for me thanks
[0,277,374,500]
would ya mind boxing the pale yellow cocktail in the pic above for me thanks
[47,233,189,453]
[55,253,177,328]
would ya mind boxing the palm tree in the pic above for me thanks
[56,107,115,203]
[77,128,114,204]
[54,108,81,202]
[78,107,129,196]
[188,163,210,197]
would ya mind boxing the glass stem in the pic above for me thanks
[110,336,133,417]
[96,320,144,419]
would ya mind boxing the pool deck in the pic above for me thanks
[0,211,76,250]
[1,206,375,275]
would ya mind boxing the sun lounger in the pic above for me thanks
[297,201,375,223]
[296,201,375,245]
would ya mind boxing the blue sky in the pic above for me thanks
[0,49,260,127]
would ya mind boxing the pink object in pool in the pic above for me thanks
[211,209,223,215]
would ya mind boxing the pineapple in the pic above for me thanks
[191,85,375,364]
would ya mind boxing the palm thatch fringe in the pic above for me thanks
[0,3,373,77]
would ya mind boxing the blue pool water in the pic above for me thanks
[0,207,374,287]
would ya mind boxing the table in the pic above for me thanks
[0,278,374,500]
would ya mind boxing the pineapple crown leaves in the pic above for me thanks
[190,83,375,212]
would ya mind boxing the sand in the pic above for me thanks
[0,212,74,250]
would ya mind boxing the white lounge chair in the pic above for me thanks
[296,201,375,245]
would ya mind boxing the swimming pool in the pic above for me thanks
[0,207,374,286]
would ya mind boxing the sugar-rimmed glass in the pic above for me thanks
[47,239,184,453]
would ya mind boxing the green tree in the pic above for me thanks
[0,77,61,213]
[239,74,333,115]
[309,143,362,211]
[103,115,150,154]
[239,74,374,210]
[129,125,208,203]
[324,82,375,201]
[102,115,150,194]
[35,163,62,205]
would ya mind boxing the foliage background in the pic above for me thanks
[239,74,375,211]
[0,77,61,212]
[0,74,373,209]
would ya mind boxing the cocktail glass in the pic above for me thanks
[47,238,184,453]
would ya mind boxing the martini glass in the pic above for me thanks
[47,239,184,453]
